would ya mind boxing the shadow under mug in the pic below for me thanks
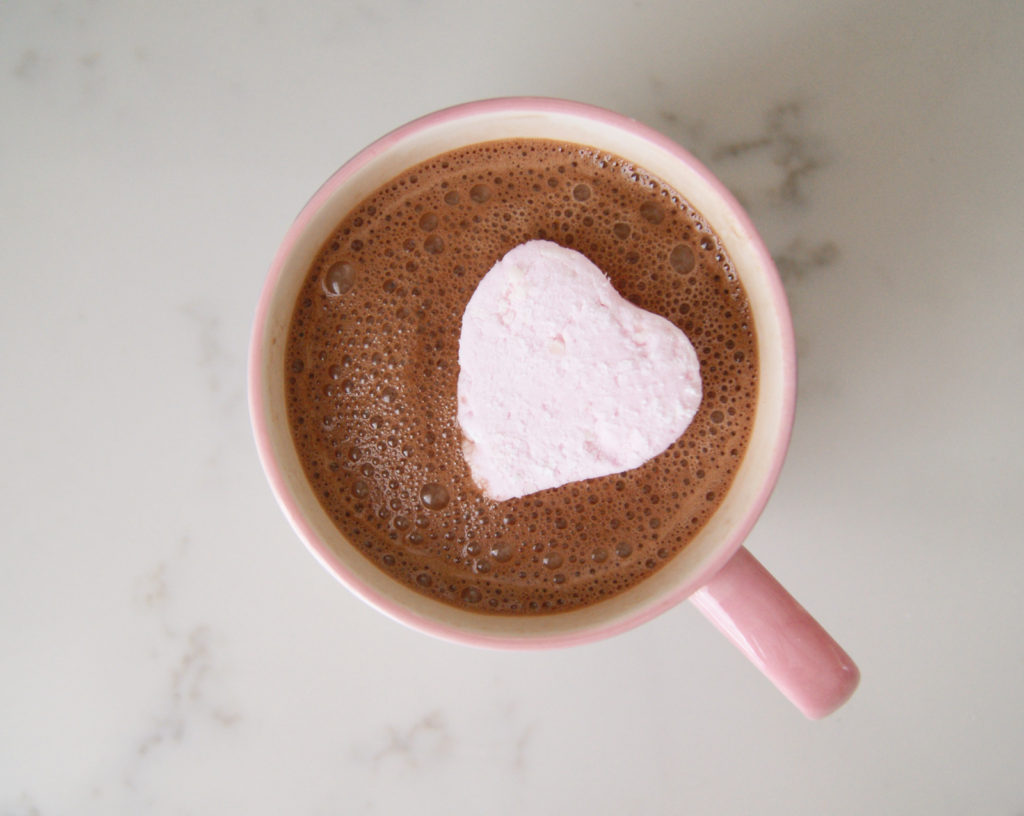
[248,97,859,719]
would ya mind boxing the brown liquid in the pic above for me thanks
[285,139,758,615]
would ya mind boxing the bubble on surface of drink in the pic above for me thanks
[669,244,695,274]
[640,201,664,224]
[490,542,514,562]
[542,552,563,569]
[323,262,356,295]
[469,184,492,203]
[419,482,450,510]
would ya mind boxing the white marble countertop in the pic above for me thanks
[3,1,1022,813]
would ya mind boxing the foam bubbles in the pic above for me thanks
[286,137,759,617]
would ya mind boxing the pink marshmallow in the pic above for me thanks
[457,240,702,501]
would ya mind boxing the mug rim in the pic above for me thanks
[248,96,796,649]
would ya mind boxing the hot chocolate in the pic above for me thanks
[285,138,758,615]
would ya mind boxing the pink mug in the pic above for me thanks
[248,97,859,719]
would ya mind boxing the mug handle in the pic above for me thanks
[690,546,859,719]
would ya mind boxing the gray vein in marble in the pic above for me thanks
[131,626,239,759]
[178,299,244,418]
[647,91,838,289]
[772,238,840,283]
[512,723,534,773]
[121,545,240,793]
[12,49,41,81]
[8,42,106,100]
[489,696,535,775]
[712,101,826,207]
[648,82,826,201]
[135,562,168,609]
[0,793,43,816]
[134,627,214,760]
[180,301,226,378]
[355,710,453,772]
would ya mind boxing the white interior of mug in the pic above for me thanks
[251,98,794,647]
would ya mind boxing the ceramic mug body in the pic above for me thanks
[249,98,857,715]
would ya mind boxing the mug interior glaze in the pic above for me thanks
[248,97,795,648]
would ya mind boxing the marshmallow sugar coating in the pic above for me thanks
[457,240,703,501]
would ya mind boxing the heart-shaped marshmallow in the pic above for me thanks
[457,240,702,501]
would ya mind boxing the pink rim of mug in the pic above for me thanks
[248,97,797,651]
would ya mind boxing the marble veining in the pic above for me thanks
[133,627,217,760]
[771,237,840,283]
[121,545,240,797]
[648,90,839,288]
[2,794,43,816]
[354,710,453,771]
[12,49,41,81]
[348,696,537,780]
[178,299,239,414]
[711,101,827,208]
